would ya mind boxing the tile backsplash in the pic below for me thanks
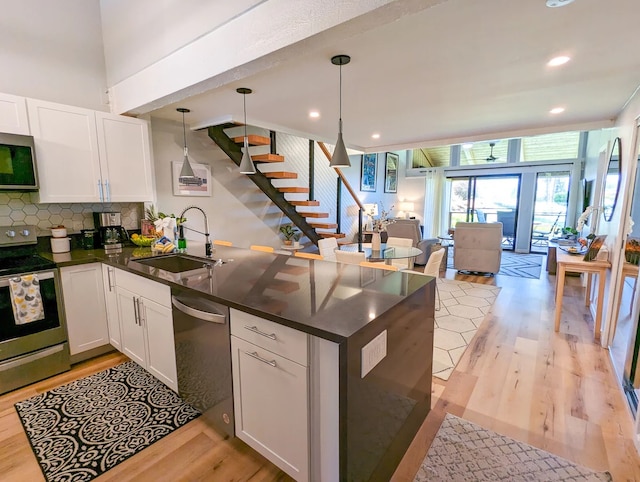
[0,192,143,235]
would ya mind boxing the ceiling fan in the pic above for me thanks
[486,142,499,162]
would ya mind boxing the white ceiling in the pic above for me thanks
[147,0,640,153]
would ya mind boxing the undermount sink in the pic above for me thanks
[133,254,219,273]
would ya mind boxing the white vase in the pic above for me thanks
[371,231,382,252]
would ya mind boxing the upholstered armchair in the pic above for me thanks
[453,222,503,274]
[385,219,438,265]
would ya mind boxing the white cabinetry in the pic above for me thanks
[102,264,121,350]
[26,98,153,203]
[230,308,309,482]
[0,93,30,135]
[60,263,109,356]
[115,269,177,391]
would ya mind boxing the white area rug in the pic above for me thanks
[415,414,612,481]
[433,279,501,381]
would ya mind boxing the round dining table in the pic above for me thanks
[339,243,423,264]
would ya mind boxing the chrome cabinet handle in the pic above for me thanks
[244,325,277,340]
[98,180,103,202]
[136,298,144,326]
[106,267,113,291]
[105,179,111,202]
[132,297,139,325]
[246,351,277,367]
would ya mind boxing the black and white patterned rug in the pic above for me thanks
[14,361,200,482]
[448,249,543,279]
[415,414,612,481]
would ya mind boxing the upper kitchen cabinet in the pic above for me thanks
[27,98,154,203]
[0,93,30,135]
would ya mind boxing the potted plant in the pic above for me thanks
[562,226,579,239]
[279,224,300,246]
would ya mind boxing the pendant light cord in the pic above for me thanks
[243,93,248,137]
[182,110,187,152]
[339,63,343,126]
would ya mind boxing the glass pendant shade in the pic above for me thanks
[177,107,196,178]
[239,137,256,174]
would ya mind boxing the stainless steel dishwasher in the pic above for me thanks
[172,288,234,438]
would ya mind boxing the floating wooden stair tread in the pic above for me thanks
[289,200,320,206]
[278,187,309,193]
[264,171,298,179]
[318,232,346,239]
[298,211,329,218]
[309,222,338,229]
[251,154,284,163]
[231,134,270,146]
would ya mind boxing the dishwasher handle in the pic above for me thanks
[171,296,226,324]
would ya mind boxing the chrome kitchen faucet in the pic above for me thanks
[179,206,213,257]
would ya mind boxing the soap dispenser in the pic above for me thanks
[177,224,187,253]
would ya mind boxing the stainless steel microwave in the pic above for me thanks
[0,133,39,190]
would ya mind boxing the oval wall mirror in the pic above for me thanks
[602,137,622,222]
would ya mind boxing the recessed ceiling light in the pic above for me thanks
[309,111,320,118]
[546,0,575,7]
[550,107,565,114]
[371,133,380,139]
[462,143,474,149]
[548,55,571,67]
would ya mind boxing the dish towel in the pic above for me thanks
[9,274,45,325]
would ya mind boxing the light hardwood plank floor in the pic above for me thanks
[1,266,639,481]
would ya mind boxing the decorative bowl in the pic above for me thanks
[131,234,156,247]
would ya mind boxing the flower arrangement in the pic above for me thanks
[372,203,395,232]
[576,205,596,233]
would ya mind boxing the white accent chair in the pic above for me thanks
[318,238,338,261]
[335,250,366,265]
[453,222,503,274]
[423,248,446,310]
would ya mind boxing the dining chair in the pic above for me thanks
[317,238,338,261]
[386,236,415,269]
[423,248,446,310]
[294,252,323,260]
[213,240,233,246]
[359,261,399,271]
[335,250,366,265]
[250,245,275,253]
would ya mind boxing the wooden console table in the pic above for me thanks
[554,250,610,341]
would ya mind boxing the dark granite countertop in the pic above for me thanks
[42,245,433,343]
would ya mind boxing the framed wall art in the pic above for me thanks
[360,153,377,192]
[172,161,212,196]
[384,152,398,193]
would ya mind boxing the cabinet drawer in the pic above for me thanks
[115,269,170,308]
[230,308,307,366]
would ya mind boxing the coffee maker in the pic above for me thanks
[93,212,127,253]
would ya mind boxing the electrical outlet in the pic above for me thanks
[361,330,387,378]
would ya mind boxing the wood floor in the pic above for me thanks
[1,266,639,481]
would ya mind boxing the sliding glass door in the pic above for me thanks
[448,175,521,250]
[530,172,570,253]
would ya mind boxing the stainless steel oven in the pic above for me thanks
[0,225,69,394]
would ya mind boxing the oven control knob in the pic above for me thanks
[6,230,15,238]
[21,229,30,236]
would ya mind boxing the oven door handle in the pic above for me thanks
[0,270,55,287]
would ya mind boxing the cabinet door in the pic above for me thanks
[142,297,178,392]
[101,264,121,350]
[27,98,102,203]
[116,286,146,367]
[60,263,109,355]
[231,336,309,482]
[0,93,29,135]
[95,112,153,202]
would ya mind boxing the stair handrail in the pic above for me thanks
[317,141,365,249]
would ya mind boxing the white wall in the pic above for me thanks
[150,117,282,248]
[0,0,108,111]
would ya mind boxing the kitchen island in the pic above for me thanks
[45,244,435,481]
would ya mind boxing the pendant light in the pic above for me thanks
[177,108,195,178]
[330,54,351,168]
[237,87,256,175]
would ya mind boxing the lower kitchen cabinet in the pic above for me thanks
[230,309,310,482]
[60,263,109,356]
[115,269,178,392]
[101,264,121,350]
